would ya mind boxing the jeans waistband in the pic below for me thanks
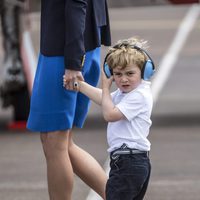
[110,144,149,160]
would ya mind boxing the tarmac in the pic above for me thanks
[0,1,200,200]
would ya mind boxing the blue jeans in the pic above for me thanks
[106,153,151,200]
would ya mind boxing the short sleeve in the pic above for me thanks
[116,91,145,121]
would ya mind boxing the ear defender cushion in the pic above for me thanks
[103,63,113,78]
[142,60,155,80]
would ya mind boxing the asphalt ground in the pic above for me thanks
[0,3,200,200]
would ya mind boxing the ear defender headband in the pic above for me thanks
[103,44,155,80]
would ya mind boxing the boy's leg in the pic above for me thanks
[69,131,107,199]
[106,154,150,200]
[134,163,151,200]
[41,131,74,200]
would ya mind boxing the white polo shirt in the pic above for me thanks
[107,80,153,153]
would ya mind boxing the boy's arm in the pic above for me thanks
[63,75,102,105]
[78,81,102,105]
[101,72,125,122]
[102,88,125,122]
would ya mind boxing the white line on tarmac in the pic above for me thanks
[86,4,200,200]
[151,4,200,103]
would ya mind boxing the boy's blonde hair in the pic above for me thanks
[106,37,149,71]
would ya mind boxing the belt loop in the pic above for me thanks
[121,143,128,149]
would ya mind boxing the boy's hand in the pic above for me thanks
[101,69,113,90]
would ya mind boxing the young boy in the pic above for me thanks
[64,37,155,200]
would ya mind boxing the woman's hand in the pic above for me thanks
[63,69,83,91]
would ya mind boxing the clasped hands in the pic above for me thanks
[63,70,83,91]
[63,69,114,92]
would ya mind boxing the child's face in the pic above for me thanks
[113,65,142,93]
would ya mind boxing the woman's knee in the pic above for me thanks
[40,130,70,158]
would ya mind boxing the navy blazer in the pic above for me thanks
[40,0,111,71]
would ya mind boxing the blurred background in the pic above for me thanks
[0,0,200,200]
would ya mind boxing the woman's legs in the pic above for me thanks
[41,130,107,200]
[40,130,74,200]
[68,130,107,199]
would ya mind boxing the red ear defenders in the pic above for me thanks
[103,45,155,80]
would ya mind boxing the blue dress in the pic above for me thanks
[27,47,100,132]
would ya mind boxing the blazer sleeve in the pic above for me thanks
[64,0,88,71]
